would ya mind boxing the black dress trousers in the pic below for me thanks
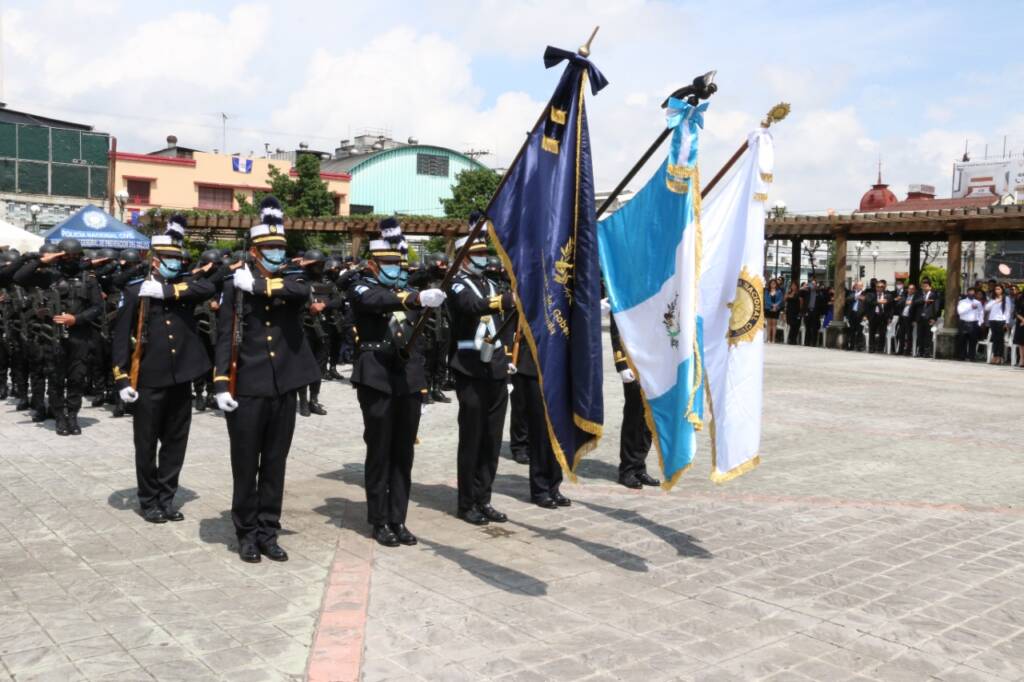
[513,373,562,500]
[454,374,508,514]
[357,386,422,525]
[226,392,297,542]
[508,375,529,459]
[619,380,653,478]
[133,382,193,512]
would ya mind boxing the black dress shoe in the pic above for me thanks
[512,451,530,465]
[298,398,311,417]
[618,475,642,490]
[479,505,507,523]
[112,403,125,418]
[259,540,289,561]
[68,415,81,435]
[372,524,400,547]
[309,402,327,416]
[31,410,47,423]
[637,472,661,487]
[458,508,489,526]
[533,496,558,509]
[326,367,344,381]
[239,541,261,563]
[55,415,70,436]
[551,491,572,507]
[430,389,451,404]
[388,524,417,546]
[193,396,206,412]
[142,508,167,524]
[15,399,29,411]
[161,509,184,522]
[91,397,105,408]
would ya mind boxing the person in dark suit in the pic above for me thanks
[916,277,941,358]
[783,281,801,345]
[350,219,447,547]
[212,196,321,564]
[801,278,827,347]
[610,317,659,489]
[866,280,891,353]
[894,282,919,355]
[844,280,867,351]
[111,216,216,524]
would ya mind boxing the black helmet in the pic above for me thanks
[57,238,83,257]
[324,257,342,271]
[304,249,326,263]
[231,250,245,264]
[40,243,60,255]
[96,248,119,261]
[121,248,141,265]
[199,249,221,266]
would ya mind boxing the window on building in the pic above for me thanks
[126,179,151,205]
[416,153,449,177]
[197,185,233,210]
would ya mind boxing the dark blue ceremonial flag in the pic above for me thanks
[489,47,608,477]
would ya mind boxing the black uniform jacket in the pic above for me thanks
[15,259,102,338]
[609,316,630,373]
[917,290,942,322]
[112,275,216,390]
[446,270,514,380]
[213,271,320,397]
[350,276,427,396]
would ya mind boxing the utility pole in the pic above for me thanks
[221,113,230,153]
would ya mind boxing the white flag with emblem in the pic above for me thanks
[699,128,773,482]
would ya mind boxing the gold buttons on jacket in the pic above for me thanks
[269,351,275,357]
[265,321,270,327]
[165,320,171,326]
[266,336,272,341]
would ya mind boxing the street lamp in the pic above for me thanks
[872,247,880,279]
[771,200,786,280]
[28,204,41,234]
[115,190,129,221]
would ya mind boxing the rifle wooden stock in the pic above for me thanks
[129,296,148,389]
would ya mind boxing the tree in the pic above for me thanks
[920,264,946,295]
[441,167,501,219]
[237,154,336,219]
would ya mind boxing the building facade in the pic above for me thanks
[322,135,489,216]
[0,105,111,231]
[114,137,350,221]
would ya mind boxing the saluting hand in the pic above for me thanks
[309,301,326,314]
[53,313,76,327]
[40,251,65,264]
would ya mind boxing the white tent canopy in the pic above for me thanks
[0,218,43,253]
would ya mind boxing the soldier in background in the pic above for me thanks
[611,317,660,489]
[419,254,452,404]
[88,248,121,409]
[192,249,227,412]
[322,256,346,381]
[298,249,332,416]
[15,243,61,420]
[15,239,102,435]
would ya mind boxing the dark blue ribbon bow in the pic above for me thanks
[542,46,609,94]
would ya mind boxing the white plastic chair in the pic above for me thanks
[885,318,898,355]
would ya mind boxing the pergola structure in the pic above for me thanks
[766,204,1024,358]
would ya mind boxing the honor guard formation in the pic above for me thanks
[0,196,660,563]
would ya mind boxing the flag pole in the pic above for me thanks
[700,102,790,199]
[402,28,602,355]
[595,72,718,219]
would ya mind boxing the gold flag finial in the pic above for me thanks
[578,26,600,57]
[761,102,791,128]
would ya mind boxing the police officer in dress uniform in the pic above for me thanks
[446,221,516,525]
[111,216,216,523]
[611,317,660,489]
[351,218,447,546]
[212,196,320,564]
[15,238,102,435]
[510,322,571,507]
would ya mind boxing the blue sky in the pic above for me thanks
[3,0,1021,211]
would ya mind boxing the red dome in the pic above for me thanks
[858,182,898,212]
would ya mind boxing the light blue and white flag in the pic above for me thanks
[232,157,253,174]
[597,98,706,489]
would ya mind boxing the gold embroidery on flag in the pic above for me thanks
[760,172,773,183]
[753,192,769,202]
[541,136,560,154]
[550,107,567,125]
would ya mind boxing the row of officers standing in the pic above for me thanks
[0,198,661,563]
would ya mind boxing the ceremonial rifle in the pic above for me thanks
[401,27,604,358]
[129,280,149,390]
[228,232,251,395]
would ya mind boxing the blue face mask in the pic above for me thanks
[157,258,182,279]
[259,248,287,273]
[378,263,401,286]
[397,269,409,288]
[468,255,489,274]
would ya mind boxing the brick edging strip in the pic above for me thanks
[306,527,375,682]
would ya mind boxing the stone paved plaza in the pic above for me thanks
[1,342,1022,681]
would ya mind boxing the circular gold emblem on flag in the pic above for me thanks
[727,266,765,346]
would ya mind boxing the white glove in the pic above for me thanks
[418,288,446,308]
[508,362,518,375]
[138,280,164,299]
[600,298,611,316]
[619,368,636,384]
[216,392,239,412]
[233,266,255,293]
[119,386,139,403]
